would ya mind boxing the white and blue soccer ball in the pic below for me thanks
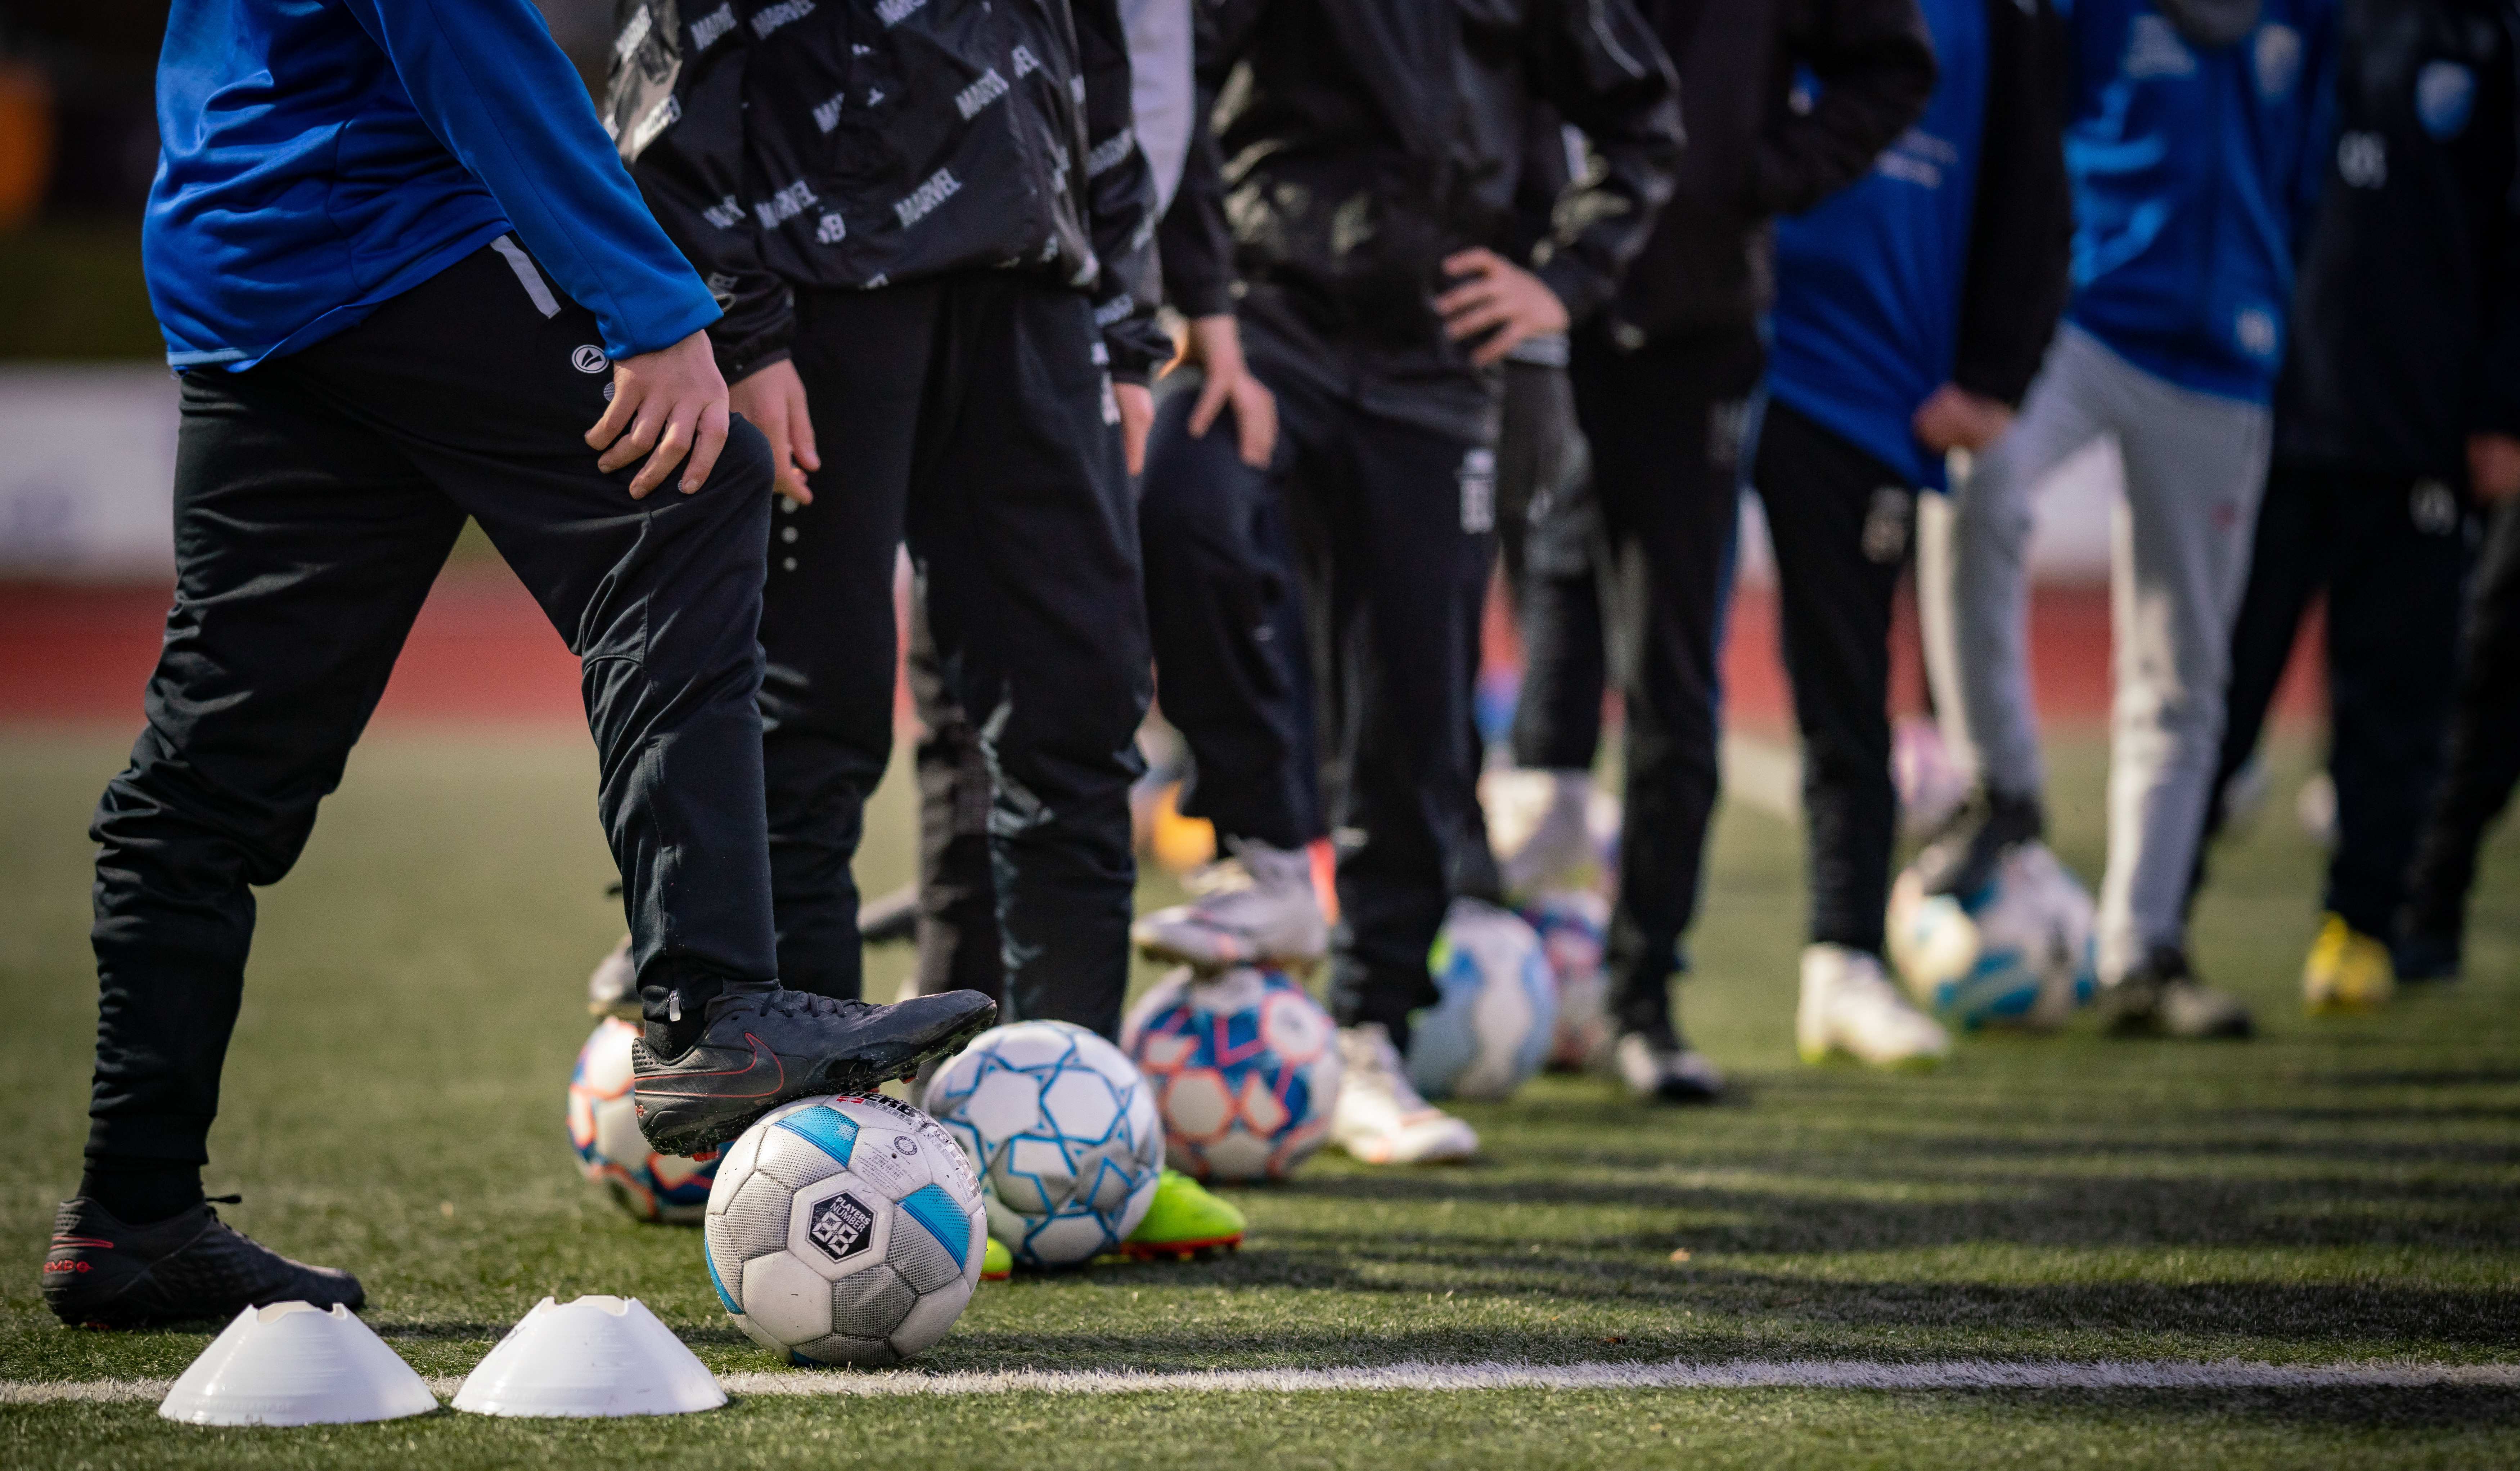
[923,1021,1164,1268]
[1409,898,1557,1100]
[702,1093,987,1366]
[1521,889,1612,1072]
[567,1017,717,1224]
[1123,965,1343,1182]
[1887,841,2097,1031]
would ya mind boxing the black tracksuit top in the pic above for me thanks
[2276,0,2520,478]
[1608,0,1941,345]
[606,0,1170,384]
[1159,0,1684,359]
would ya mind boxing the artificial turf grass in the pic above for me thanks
[0,728,2514,1460]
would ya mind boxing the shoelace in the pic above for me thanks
[750,988,874,1022]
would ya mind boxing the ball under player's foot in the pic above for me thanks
[1130,839,1327,969]
[1795,943,1951,1069]
[1916,786,2045,902]
[631,986,998,1156]
[981,1235,1012,1282]
[2303,913,2396,1015]
[2101,946,2254,1039]
[1329,1023,1479,1165]
[1122,1170,1247,1261]
[1612,1023,1727,1103]
[41,1197,364,1329]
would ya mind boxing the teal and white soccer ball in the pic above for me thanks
[923,1021,1163,1268]
[1887,841,2097,1031]
[702,1093,987,1366]
[1409,898,1557,1100]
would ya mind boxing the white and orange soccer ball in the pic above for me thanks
[1122,966,1343,1182]
[567,1017,717,1224]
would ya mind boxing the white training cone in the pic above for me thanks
[451,1295,724,1417]
[159,1301,437,1427]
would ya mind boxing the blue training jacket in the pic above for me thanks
[2058,0,2336,403]
[148,0,720,371]
[1770,0,1993,489]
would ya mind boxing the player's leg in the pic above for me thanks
[2307,475,2468,1009]
[2180,462,2329,921]
[1751,400,1949,1069]
[903,582,1005,1006]
[913,277,1149,1042]
[315,247,993,1145]
[1924,327,2111,897]
[52,360,459,1327]
[1312,397,1494,1164]
[1130,373,1328,969]
[756,286,939,1001]
[1566,325,1759,1101]
[2399,495,2520,973]
[2094,356,2270,1036]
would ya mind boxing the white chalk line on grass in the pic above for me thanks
[10,1359,2520,1407]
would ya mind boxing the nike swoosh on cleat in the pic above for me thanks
[635,1032,786,1100]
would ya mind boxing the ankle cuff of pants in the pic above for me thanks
[84,1118,215,1172]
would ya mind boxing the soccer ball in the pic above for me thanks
[567,1017,717,1224]
[923,1021,1164,1268]
[1408,898,1556,1100]
[1886,842,2097,1030]
[1122,966,1343,1181]
[1521,889,1612,1072]
[702,1093,987,1366]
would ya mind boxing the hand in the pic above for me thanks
[1172,313,1278,468]
[730,359,820,506]
[1912,384,2016,454]
[1116,382,1154,476]
[1436,247,1570,367]
[2469,432,2520,505]
[586,329,733,498]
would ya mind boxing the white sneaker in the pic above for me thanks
[1330,1023,1479,1165]
[1131,838,1327,968]
[1796,943,1950,1068]
[1486,768,1597,898]
[586,934,638,1018]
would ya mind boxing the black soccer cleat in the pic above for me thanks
[42,1197,364,1329]
[1916,786,2046,901]
[630,986,997,1155]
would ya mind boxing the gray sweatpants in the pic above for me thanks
[1921,326,2270,982]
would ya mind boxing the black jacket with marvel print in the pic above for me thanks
[1158,0,1683,359]
[606,0,1171,384]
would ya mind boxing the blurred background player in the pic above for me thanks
[1758,0,2071,1066]
[2181,0,2520,1014]
[609,0,1162,1035]
[45,0,994,1328]
[1923,0,2336,1040]
[1144,0,1682,1162]
[2400,452,2520,977]
[1510,0,1939,1102]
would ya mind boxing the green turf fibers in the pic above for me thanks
[1,728,2514,1467]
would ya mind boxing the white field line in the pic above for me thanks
[10,1358,2520,1407]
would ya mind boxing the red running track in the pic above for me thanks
[1,570,2318,731]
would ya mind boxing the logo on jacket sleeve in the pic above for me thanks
[573,345,611,375]
[2418,62,2476,139]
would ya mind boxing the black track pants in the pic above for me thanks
[1750,401,1912,957]
[2404,495,2520,941]
[1567,324,1764,1037]
[761,274,1147,1039]
[1138,383,1322,850]
[2187,462,2470,936]
[86,243,778,1173]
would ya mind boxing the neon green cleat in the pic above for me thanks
[1121,1170,1245,1261]
[981,1234,1012,1282]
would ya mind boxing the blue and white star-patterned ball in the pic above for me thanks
[923,1021,1163,1268]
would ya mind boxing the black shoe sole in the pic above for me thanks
[634,1005,997,1155]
